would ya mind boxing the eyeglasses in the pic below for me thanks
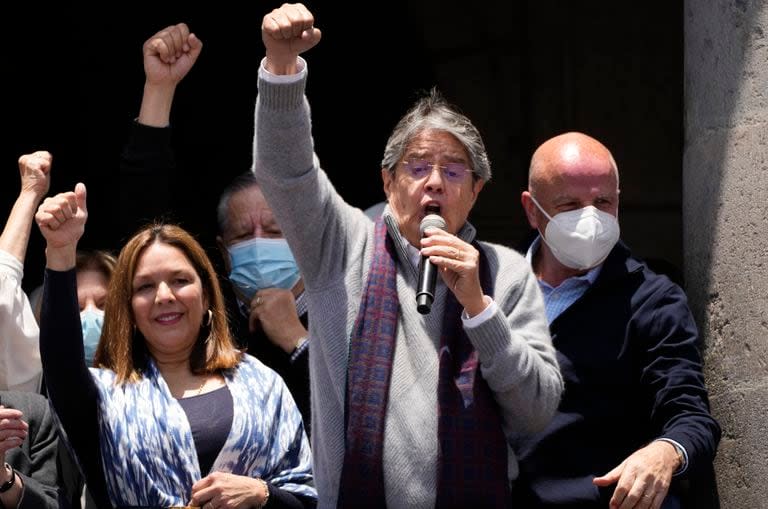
[400,159,473,183]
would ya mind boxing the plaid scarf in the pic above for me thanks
[338,219,509,508]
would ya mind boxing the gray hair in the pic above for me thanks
[380,88,491,182]
[216,172,260,235]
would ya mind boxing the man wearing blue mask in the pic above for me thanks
[215,173,310,429]
[512,132,721,508]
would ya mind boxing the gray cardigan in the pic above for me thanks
[252,62,563,509]
[0,391,61,508]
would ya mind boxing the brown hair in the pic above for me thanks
[95,223,241,383]
[30,250,118,323]
[76,249,117,279]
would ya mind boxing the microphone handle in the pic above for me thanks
[416,255,438,314]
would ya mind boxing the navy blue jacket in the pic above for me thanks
[512,241,721,508]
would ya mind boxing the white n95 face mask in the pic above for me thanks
[529,194,620,270]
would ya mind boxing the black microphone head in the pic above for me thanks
[419,214,446,237]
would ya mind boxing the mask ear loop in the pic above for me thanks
[226,244,261,306]
[528,194,555,222]
[528,193,556,245]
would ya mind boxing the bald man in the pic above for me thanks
[511,132,721,509]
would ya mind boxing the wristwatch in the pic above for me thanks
[0,463,16,493]
[290,336,309,363]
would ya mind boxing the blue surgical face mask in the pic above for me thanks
[80,307,104,367]
[227,237,300,302]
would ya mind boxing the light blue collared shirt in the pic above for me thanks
[525,236,601,324]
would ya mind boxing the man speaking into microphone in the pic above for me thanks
[416,213,446,314]
[252,4,563,507]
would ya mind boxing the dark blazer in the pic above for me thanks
[0,390,62,508]
[512,241,721,508]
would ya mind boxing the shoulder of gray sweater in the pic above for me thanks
[477,240,531,276]
[477,240,539,296]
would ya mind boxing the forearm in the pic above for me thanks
[467,307,562,433]
[40,269,100,445]
[15,400,61,509]
[652,361,721,473]
[0,462,23,509]
[119,120,174,241]
[253,61,315,184]
[39,269,108,504]
[464,261,562,432]
[0,191,41,262]
[15,472,59,509]
[44,246,76,272]
[253,64,367,289]
[0,251,42,392]
[642,286,722,475]
[656,401,721,476]
[138,81,176,127]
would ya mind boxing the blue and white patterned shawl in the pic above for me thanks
[90,354,316,507]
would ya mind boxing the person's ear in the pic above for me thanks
[381,167,393,200]
[521,191,540,229]
[468,178,485,208]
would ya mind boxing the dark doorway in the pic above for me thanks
[2,2,682,292]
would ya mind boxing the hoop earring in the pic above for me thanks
[205,309,213,327]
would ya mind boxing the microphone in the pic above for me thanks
[416,214,447,314]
